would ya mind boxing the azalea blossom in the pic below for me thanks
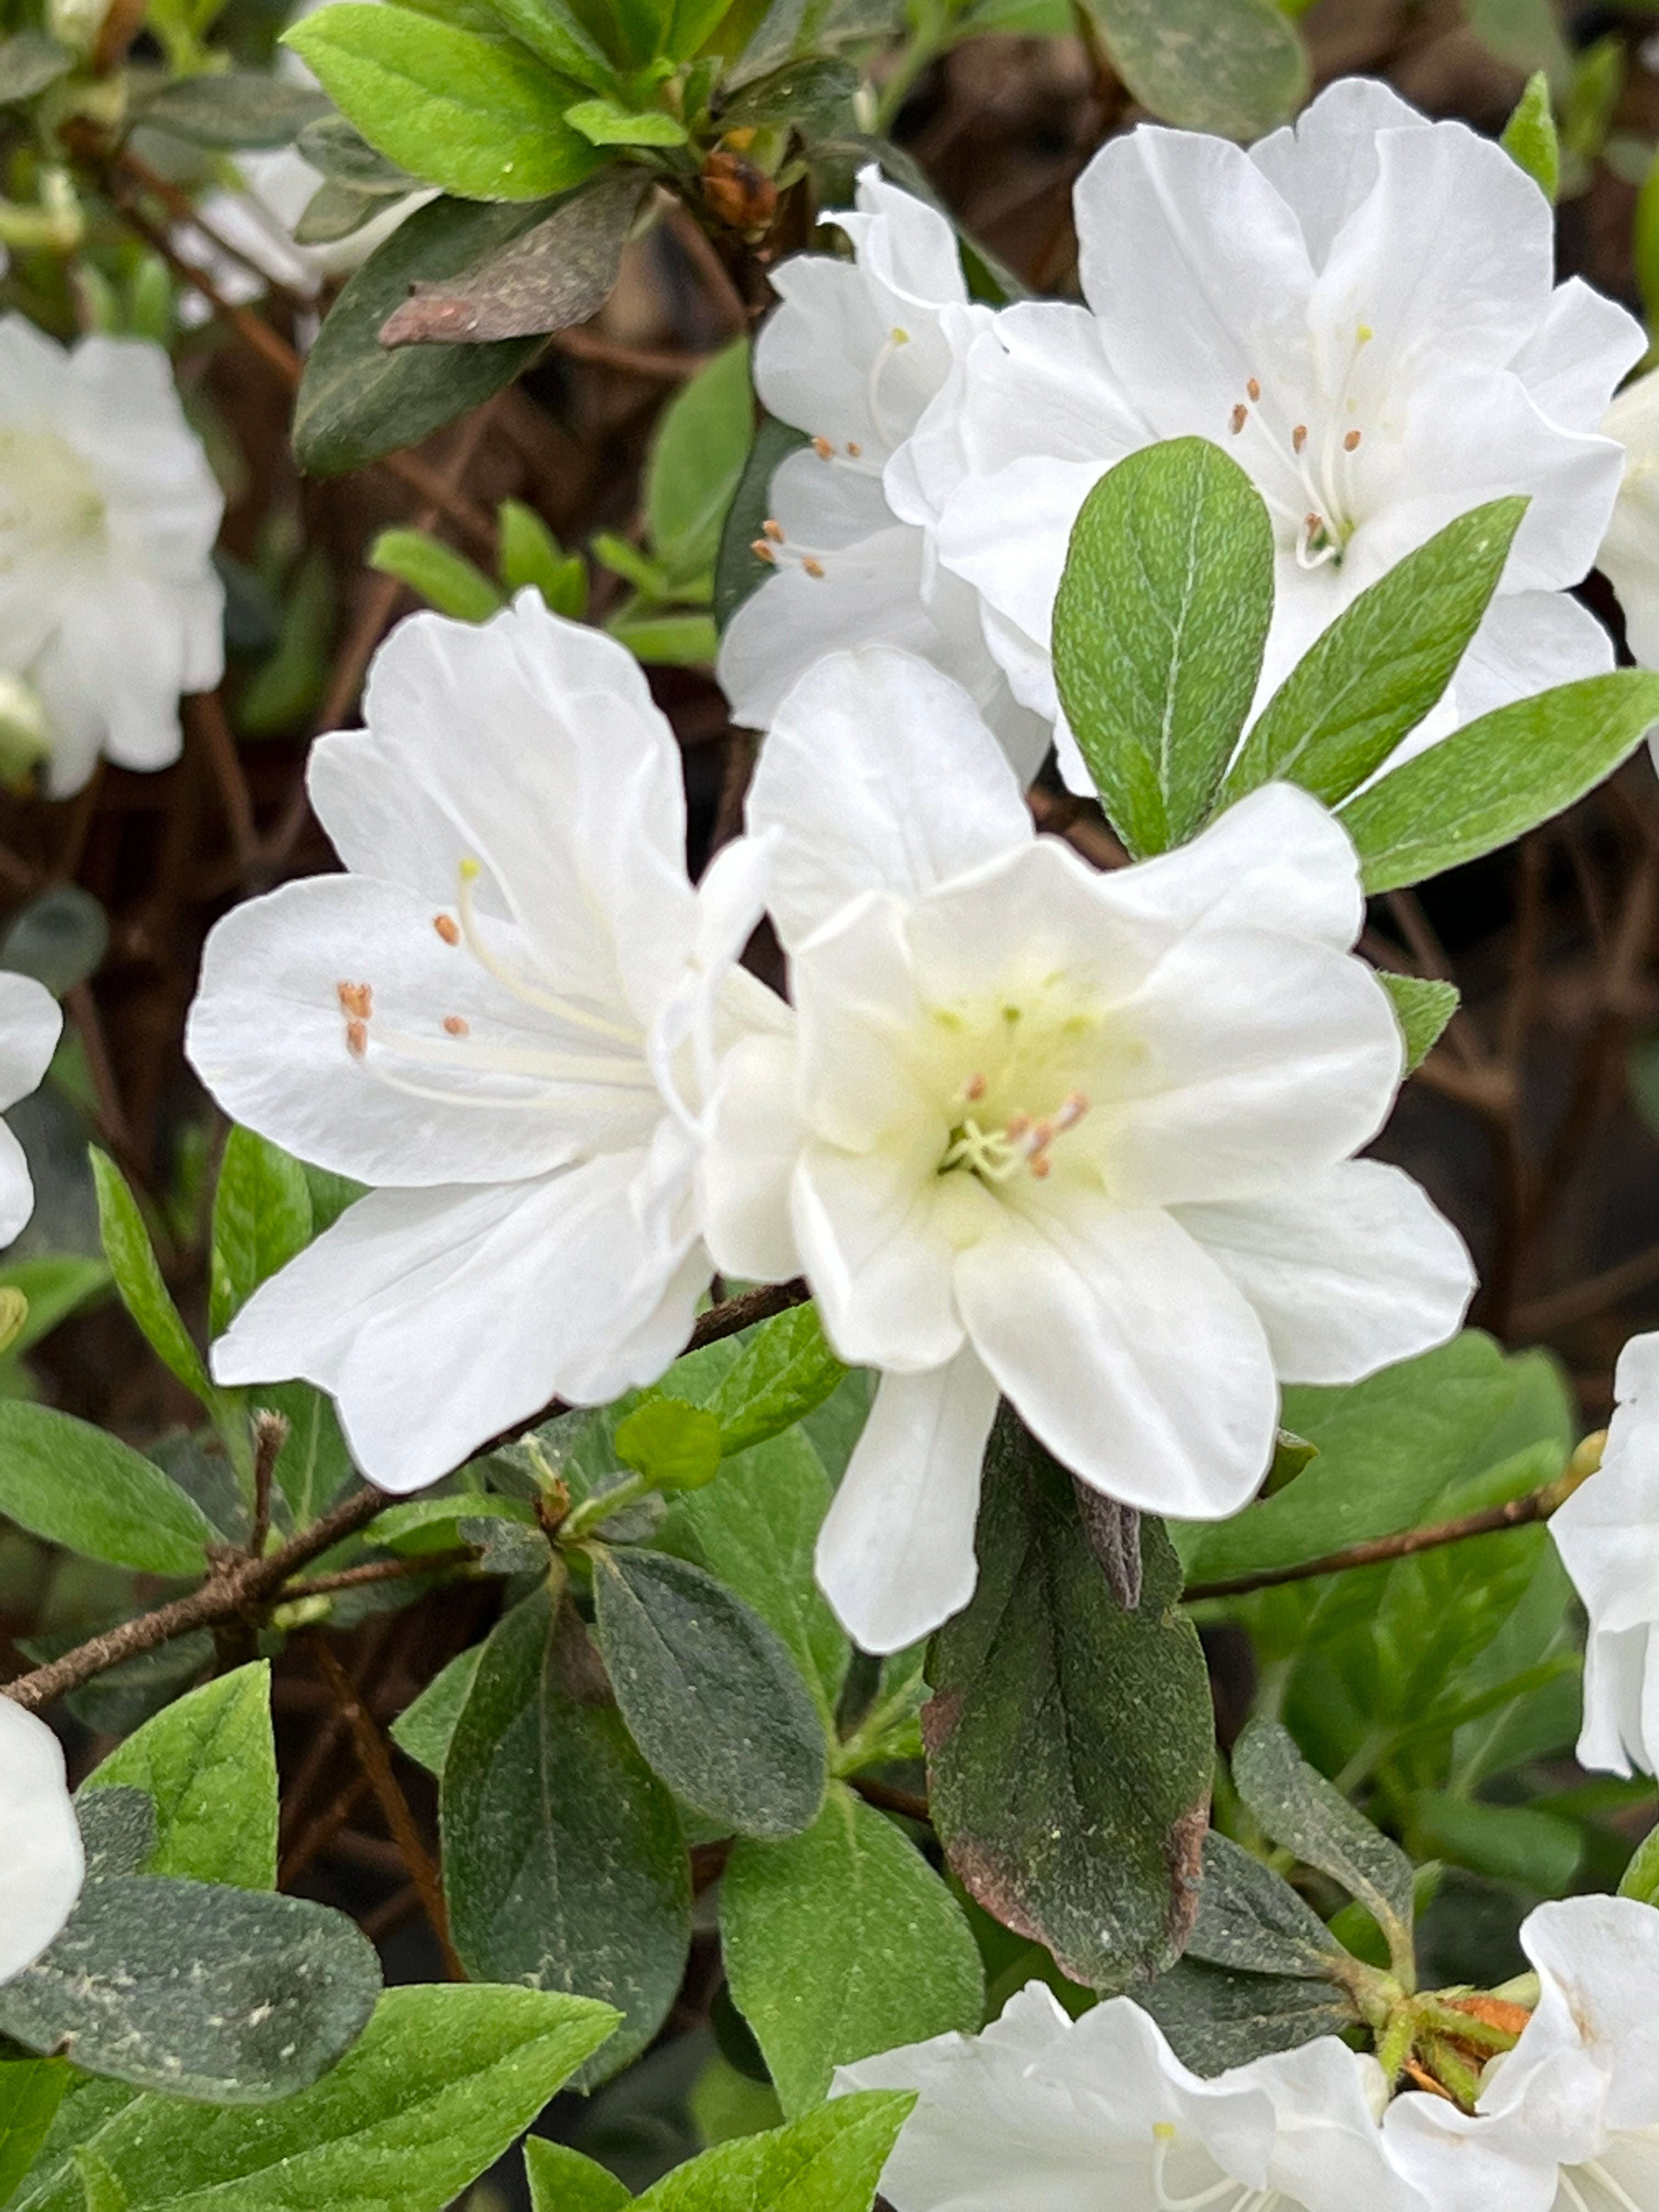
[185,594,776,1492]
[0,1701,84,1984]
[715,166,1048,778]
[0,316,224,796]
[1597,366,1659,693]
[1383,1895,1659,2212]
[0,970,60,1248]
[703,646,1473,1652]
[836,1980,1426,2212]
[916,77,1641,777]
[1548,1331,1659,1778]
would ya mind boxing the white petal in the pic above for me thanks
[954,1193,1278,1520]
[0,1701,84,1984]
[748,645,1032,944]
[1248,78,1428,266]
[793,1135,971,1374]
[1172,1158,1474,1385]
[1229,2035,1429,2212]
[702,1028,803,1283]
[814,1350,998,1652]
[0,972,62,1111]
[1508,277,1644,430]
[1520,1896,1659,2129]
[0,1123,38,1251]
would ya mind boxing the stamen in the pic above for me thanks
[1005,1111,1031,1140]
[762,518,785,543]
[751,539,777,564]
[1292,424,1308,454]
[1246,377,1261,401]
[1583,2162,1645,2212]
[846,441,861,456]
[346,1019,367,1058]
[961,1072,987,1103]
[865,326,912,449]
[336,981,372,1019]
[443,1015,469,1037]
[433,914,460,946]
[811,436,834,460]
[1230,403,1248,435]
[1149,2127,1262,2212]
[802,557,826,579]
[1343,428,1362,452]
[452,859,641,1045]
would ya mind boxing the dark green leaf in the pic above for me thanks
[442,1585,690,2080]
[1231,1720,1415,1973]
[368,528,504,618]
[0,2059,66,2202]
[88,1150,215,1412]
[721,1782,980,2114]
[1224,499,1528,808]
[296,111,417,185]
[0,33,73,102]
[1184,1831,1350,1980]
[525,2137,634,2208]
[1052,437,1274,855]
[647,339,754,588]
[707,1302,845,1459]
[1,887,107,995]
[1414,1791,1582,1892]
[210,1128,313,1338]
[390,1642,483,1775]
[75,1790,157,1882]
[295,195,552,474]
[1380,973,1460,1076]
[713,414,805,634]
[131,71,331,145]
[15,1986,618,2212]
[287,5,603,201]
[1080,0,1307,137]
[1502,70,1560,199]
[0,1402,213,1575]
[0,1879,381,2103]
[634,2091,913,2211]
[81,1663,277,1890]
[715,57,856,134]
[926,1408,1212,1990]
[1339,670,1659,892]
[1141,1956,1361,2078]
[591,1545,827,1839]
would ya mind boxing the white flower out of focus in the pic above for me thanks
[185,593,777,1492]
[714,166,1049,778]
[1382,1897,1659,2212]
[1548,1331,1659,1778]
[903,78,1642,782]
[0,1700,84,1984]
[703,645,1474,1652]
[836,1981,1426,2212]
[0,316,224,796]
[1598,366,1659,724]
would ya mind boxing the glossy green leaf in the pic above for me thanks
[369,527,504,619]
[1415,1791,1582,1892]
[1339,671,1659,892]
[0,1402,213,1575]
[81,1663,277,1890]
[89,1149,214,1410]
[1223,499,1528,808]
[926,1409,1213,1991]
[498,499,588,613]
[0,2059,67,2203]
[566,94,687,144]
[607,610,716,665]
[1380,973,1460,1076]
[15,1987,618,2212]
[1502,70,1560,199]
[614,1397,722,1491]
[635,2092,913,2211]
[442,1584,690,2080]
[1080,0,1307,138]
[472,0,619,89]
[591,1545,828,1838]
[647,338,754,587]
[287,6,604,201]
[525,2137,634,2208]
[707,1302,845,1459]
[210,1128,313,1337]
[1052,437,1274,855]
[261,1378,354,1527]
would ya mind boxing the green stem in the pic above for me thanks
[832,1673,922,1778]
[561,1471,652,1544]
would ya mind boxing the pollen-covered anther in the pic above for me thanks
[961,1071,988,1103]
[345,1018,368,1059]
[433,914,460,946]
[1343,428,1363,452]
[811,435,834,460]
[762,518,785,543]
[751,539,778,565]
[336,980,372,1020]
[1246,376,1261,402]
[443,1015,470,1037]
[846,441,862,457]
[1229,403,1248,435]
[802,557,826,579]
[1292,422,1308,454]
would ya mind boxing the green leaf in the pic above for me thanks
[0,2059,67,2203]
[926,1408,1212,1990]
[1338,670,1659,893]
[1618,1820,1659,1905]
[707,1302,845,1459]
[499,499,588,613]
[390,1642,483,1775]
[1465,0,1572,90]
[1414,1791,1582,1892]
[0,1402,213,1576]
[210,1128,313,1338]
[0,33,73,103]
[89,1149,214,1411]
[0,1255,110,1355]
[295,195,552,474]
[1380,973,1460,1077]
[614,1397,723,1491]
[1079,0,1307,138]
[472,0,620,90]
[647,338,755,588]
[635,2092,914,2211]
[672,1429,850,1730]
[1,887,106,997]
[713,414,806,635]
[1052,437,1274,855]
[1178,1331,1520,1588]
[81,1663,277,1890]
[16,1986,618,2212]
[1141,1956,1362,2078]
[131,71,331,145]
[525,2138,634,2209]
[607,610,716,665]
[1231,1720,1415,1977]
[1183,1831,1351,1981]
[0,1879,381,2103]
[297,111,418,187]
[720,1783,981,2115]
[1223,499,1528,808]
[286,5,604,201]
[1502,70,1560,200]
[566,94,687,143]
[74,2149,127,2212]
[369,527,505,620]
[442,1585,690,2080]
[76,1790,157,1882]
[591,1545,828,1839]
[262,1378,354,1527]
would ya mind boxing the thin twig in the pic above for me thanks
[247,1409,288,1565]
[284,1548,474,1600]
[184,692,259,878]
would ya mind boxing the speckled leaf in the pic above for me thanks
[80,1663,278,1890]
[924,1407,1212,1990]
[1183,1832,1348,1980]
[1082,0,1307,138]
[1141,1956,1362,2077]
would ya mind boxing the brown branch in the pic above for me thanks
[551,326,715,380]
[283,1548,474,1600]
[1,1483,390,1711]
[184,692,259,878]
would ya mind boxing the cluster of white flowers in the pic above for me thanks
[837,1892,1659,2212]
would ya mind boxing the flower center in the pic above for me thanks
[1151,2123,1284,2212]
[929,988,1122,1187]
[1223,321,1376,569]
[0,428,106,572]
[334,856,654,1119]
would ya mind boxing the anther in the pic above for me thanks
[346,1019,368,1058]
[336,981,372,1020]
[1343,428,1362,452]
[434,915,460,946]
[1229,403,1248,435]
[1292,424,1308,454]
[811,436,834,460]
[1305,511,1323,535]
[962,1072,988,1103]
[802,557,826,579]
[846,441,861,457]
[762,518,785,543]
[1246,377,1261,402]
[443,1015,470,1037]
[751,539,777,563]
[1005,1111,1031,1140]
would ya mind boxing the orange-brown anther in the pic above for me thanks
[433,915,460,946]
[443,1015,470,1037]
[336,981,372,1020]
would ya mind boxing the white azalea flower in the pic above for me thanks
[1598,368,1659,695]
[1548,1331,1659,1778]
[714,166,1048,778]
[924,77,1641,778]
[1383,1896,1659,2212]
[704,646,1473,1652]
[0,970,61,1246]
[0,1701,84,1984]
[836,1980,1425,2212]
[185,594,777,1492]
[0,316,224,797]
